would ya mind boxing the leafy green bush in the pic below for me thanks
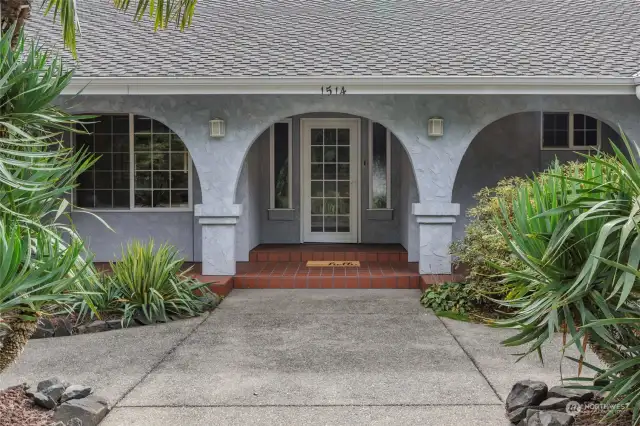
[492,136,640,425]
[106,240,217,325]
[450,177,527,303]
[420,282,476,319]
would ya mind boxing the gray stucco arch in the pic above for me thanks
[231,108,422,204]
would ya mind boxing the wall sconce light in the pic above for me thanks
[209,118,225,138]
[428,117,444,137]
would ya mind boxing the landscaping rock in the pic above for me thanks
[31,319,55,339]
[60,385,92,402]
[85,320,108,333]
[538,397,571,410]
[105,319,123,330]
[41,383,66,402]
[506,380,548,411]
[36,377,63,392]
[526,408,541,422]
[507,406,529,423]
[547,386,594,402]
[52,319,73,337]
[54,395,109,426]
[527,410,574,426]
[32,392,56,409]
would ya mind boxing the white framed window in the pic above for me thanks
[369,121,391,209]
[74,113,192,211]
[541,112,601,150]
[269,119,292,209]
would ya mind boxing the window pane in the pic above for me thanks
[273,122,289,209]
[170,171,189,189]
[311,146,323,163]
[324,129,336,145]
[112,115,130,133]
[77,172,94,190]
[135,172,152,189]
[171,153,186,171]
[574,130,586,146]
[134,134,151,151]
[113,190,129,208]
[94,190,112,208]
[585,115,598,131]
[75,134,93,152]
[311,215,323,232]
[153,120,171,134]
[134,116,152,133]
[324,164,336,180]
[154,190,170,207]
[555,130,569,147]
[171,190,189,208]
[94,134,112,152]
[337,129,350,145]
[574,114,585,130]
[152,134,170,151]
[112,153,129,171]
[311,164,323,179]
[135,153,152,170]
[585,131,598,146]
[371,123,388,208]
[75,190,94,208]
[112,134,129,152]
[311,199,323,214]
[94,116,112,134]
[170,134,186,151]
[153,171,170,189]
[134,190,152,207]
[113,171,129,190]
[153,152,170,170]
[94,172,112,189]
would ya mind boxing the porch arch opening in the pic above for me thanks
[451,111,623,242]
[233,112,420,263]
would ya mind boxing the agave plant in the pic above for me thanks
[109,240,215,326]
[492,134,640,424]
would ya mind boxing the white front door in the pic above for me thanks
[301,119,359,243]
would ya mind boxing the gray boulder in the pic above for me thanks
[36,377,62,392]
[54,395,109,426]
[33,392,56,409]
[527,411,574,426]
[31,319,55,339]
[106,319,123,330]
[526,408,541,422]
[53,319,73,337]
[507,406,529,423]
[548,386,594,402]
[538,397,570,410]
[60,385,92,402]
[41,383,66,402]
[506,380,548,411]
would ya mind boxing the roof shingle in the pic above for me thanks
[30,0,640,78]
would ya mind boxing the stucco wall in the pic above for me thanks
[59,94,640,269]
[235,138,263,260]
[452,112,624,242]
[397,144,420,262]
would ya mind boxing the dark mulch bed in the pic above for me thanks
[575,408,633,426]
[0,385,52,426]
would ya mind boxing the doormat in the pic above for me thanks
[306,261,360,267]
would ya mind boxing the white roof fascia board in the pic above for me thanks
[61,76,637,96]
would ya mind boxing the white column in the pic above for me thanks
[195,204,242,276]
[412,202,460,274]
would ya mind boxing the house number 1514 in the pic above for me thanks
[321,85,347,95]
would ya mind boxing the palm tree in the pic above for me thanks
[1,0,197,54]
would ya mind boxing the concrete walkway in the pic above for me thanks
[0,290,585,425]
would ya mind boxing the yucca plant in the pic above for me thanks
[0,29,102,371]
[492,134,640,424]
[0,221,89,372]
[109,240,216,326]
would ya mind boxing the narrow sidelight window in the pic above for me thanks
[270,120,292,209]
[369,122,391,209]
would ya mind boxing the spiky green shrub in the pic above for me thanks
[108,240,217,325]
[492,136,640,425]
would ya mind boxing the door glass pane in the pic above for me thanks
[308,126,351,235]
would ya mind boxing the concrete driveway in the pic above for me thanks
[0,290,585,425]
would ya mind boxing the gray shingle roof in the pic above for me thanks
[30,0,640,78]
